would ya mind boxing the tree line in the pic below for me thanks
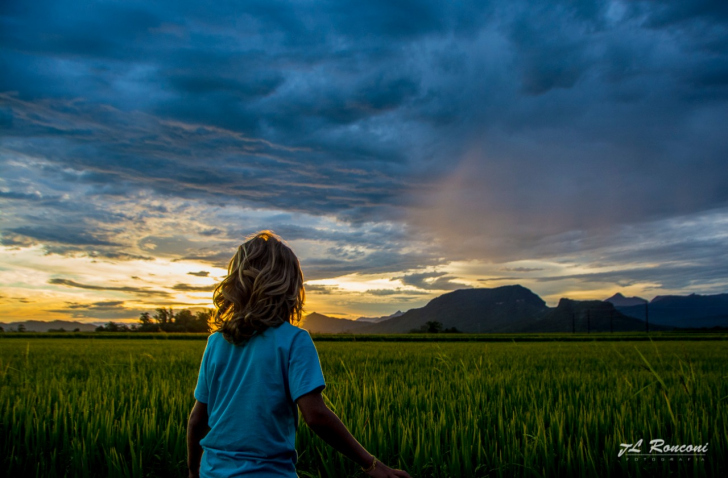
[96,308,212,333]
[409,321,461,333]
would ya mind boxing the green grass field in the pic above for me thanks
[1,337,726,477]
[3,331,726,341]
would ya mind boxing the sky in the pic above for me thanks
[1,1,728,323]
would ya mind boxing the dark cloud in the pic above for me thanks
[477,277,521,282]
[136,301,210,308]
[177,251,235,269]
[0,191,47,200]
[534,263,728,291]
[634,1,728,28]
[301,248,439,281]
[48,299,139,320]
[89,251,154,261]
[394,271,469,291]
[199,228,224,237]
[8,226,119,246]
[171,283,216,292]
[364,288,429,296]
[0,232,36,247]
[48,278,172,298]
[0,85,408,221]
[305,284,340,295]
[64,300,125,309]
[187,271,210,277]
[506,5,596,95]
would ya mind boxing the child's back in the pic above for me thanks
[187,231,412,478]
[194,322,324,476]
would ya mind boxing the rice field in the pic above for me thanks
[1,337,726,477]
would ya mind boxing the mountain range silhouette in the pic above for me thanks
[302,285,728,333]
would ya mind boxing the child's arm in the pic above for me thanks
[187,400,209,478]
[297,391,412,478]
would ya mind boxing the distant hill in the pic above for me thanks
[353,285,549,333]
[0,320,98,332]
[355,311,403,323]
[605,293,647,307]
[617,293,728,328]
[520,298,672,332]
[300,312,369,334]
[299,286,684,334]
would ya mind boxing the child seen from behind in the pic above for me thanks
[187,230,413,478]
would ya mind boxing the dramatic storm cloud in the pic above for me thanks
[1,0,727,321]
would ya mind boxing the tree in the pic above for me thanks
[17,323,26,333]
[137,311,159,332]
[96,321,130,333]
[175,309,195,328]
[409,321,445,333]
[192,310,213,333]
[154,308,174,326]
[137,308,212,333]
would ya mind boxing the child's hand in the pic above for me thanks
[297,393,413,477]
[365,460,412,478]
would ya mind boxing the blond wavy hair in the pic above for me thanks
[213,230,304,345]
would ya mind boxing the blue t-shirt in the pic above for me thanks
[194,322,326,477]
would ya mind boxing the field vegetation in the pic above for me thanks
[2,332,726,341]
[1,338,726,477]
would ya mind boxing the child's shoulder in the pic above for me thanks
[204,331,224,349]
[270,322,317,348]
[204,323,309,346]
[275,321,309,338]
